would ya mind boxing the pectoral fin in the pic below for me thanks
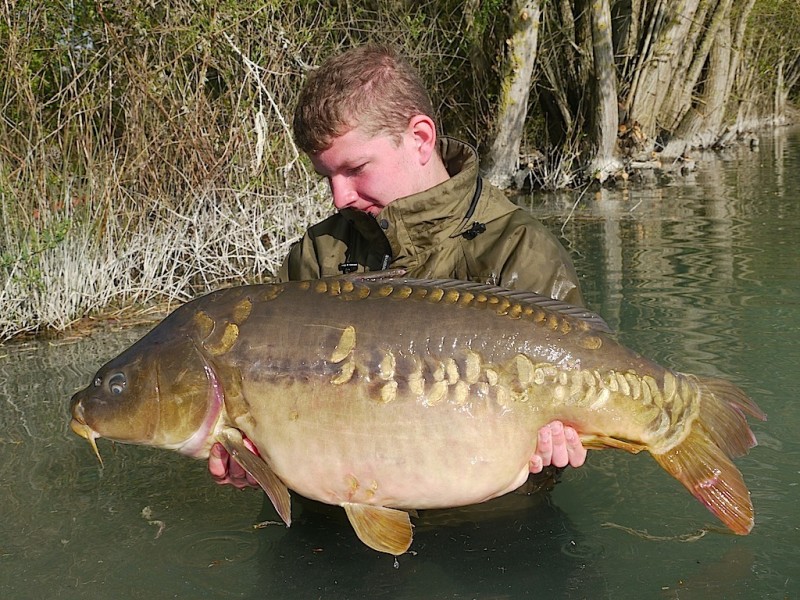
[217,427,292,527]
[342,503,413,555]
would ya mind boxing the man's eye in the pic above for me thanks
[348,164,365,176]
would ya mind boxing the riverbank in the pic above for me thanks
[0,118,800,344]
[510,113,798,190]
[2,2,797,343]
[0,182,330,343]
[4,123,798,345]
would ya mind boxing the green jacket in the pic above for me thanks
[278,138,585,307]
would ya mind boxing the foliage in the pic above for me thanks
[747,0,800,103]
[0,0,502,340]
[0,0,795,340]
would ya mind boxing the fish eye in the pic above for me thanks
[108,373,126,395]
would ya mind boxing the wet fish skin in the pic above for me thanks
[69,277,765,555]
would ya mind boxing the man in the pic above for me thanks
[209,44,587,489]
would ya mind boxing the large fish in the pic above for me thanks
[69,276,765,555]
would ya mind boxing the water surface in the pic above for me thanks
[1,128,798,599]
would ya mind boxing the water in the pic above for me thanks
[2,128,799,599]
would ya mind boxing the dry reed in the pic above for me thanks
[0,1,483,342]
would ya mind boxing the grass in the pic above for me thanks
[0,181,332,342]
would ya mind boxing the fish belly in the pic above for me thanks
[237,379,542,510]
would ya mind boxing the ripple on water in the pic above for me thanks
[560,538,605,560]
[173,529,262,568]
[155,529,265,597]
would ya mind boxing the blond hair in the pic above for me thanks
[292,44,435,154]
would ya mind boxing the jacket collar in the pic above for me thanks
[376,137,514,262]
[339,136,516,264]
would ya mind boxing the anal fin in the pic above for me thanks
[342,503,413,555]
[580,433,647,453]
[217,427,292,527]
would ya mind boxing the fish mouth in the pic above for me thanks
[70,407,105,466]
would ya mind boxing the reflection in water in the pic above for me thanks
[251,495,607,599]
[523,129,800,599]
[1,128,799,599]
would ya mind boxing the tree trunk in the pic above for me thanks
[537,0,590,148]
[483,0,542,189]
[695,11,733,145]
[775,55,786,124]
[774,46,800,125]
[612,0,639,84]
[724,0,757,134]
[588,0,621,181]
[661,4,733,157]
[626,0,702,139]
[658,0,717,132]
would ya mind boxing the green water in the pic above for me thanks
[1,128,798,599]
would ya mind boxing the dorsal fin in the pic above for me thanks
[393,277,614,335]
[335,268,408,282]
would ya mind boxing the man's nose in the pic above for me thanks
[330,177,357,210]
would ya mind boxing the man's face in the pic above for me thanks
[309,124,427,216]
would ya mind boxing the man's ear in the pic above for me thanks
[407,115,438,165]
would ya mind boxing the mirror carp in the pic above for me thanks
[69,277,765,555]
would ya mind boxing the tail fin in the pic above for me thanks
[652,376,765,535]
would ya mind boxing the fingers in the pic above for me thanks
[528,454,545,473]
[529,421,587,473]
[530,425,553,473]
[548,421,569,467]
[208,442,229,481]
[563,424,587,468]
[208,441,260,489]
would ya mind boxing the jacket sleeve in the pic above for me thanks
[276,238,316,282]
[504,235,585,307]
[276,213,356,282]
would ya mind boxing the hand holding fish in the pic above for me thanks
[529,421,587,473]
[209,440,261,489]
